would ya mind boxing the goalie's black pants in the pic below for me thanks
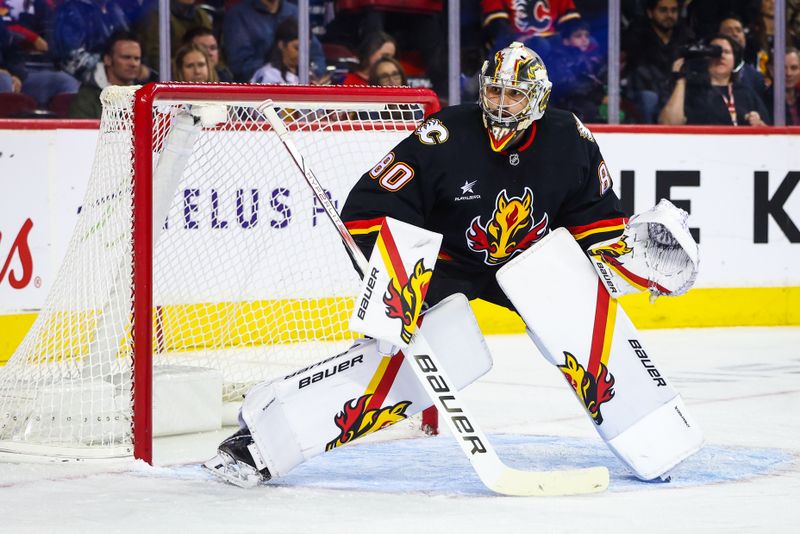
[423,260,516,313]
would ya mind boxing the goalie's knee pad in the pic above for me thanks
[239,293,493,478]
[497,228,703,480]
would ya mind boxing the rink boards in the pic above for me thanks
[1,123,799,363]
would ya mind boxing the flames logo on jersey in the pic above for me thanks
[325,394,411,451]
[466,187,549,265]
[383,258,432,343]
[513,0,555,34]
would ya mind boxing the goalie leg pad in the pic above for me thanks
[239,293,493,478]
[496,228,703,480]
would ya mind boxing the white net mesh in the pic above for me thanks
[0,85,430,458]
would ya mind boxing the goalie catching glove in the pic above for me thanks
[588,199,699,299]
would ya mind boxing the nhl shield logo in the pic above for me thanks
[509,153,520,166]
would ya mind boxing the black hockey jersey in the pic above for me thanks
[341,104,626,309]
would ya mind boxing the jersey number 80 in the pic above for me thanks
[368,152,415,192]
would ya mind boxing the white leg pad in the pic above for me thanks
[240,293,493,478]
[606,394,703,480]
[497,228,704,480]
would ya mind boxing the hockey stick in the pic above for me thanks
[260,101,609,496]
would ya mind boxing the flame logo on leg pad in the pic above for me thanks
[383,258,432,344]
[558,351,616,425]
[325,394,411,451]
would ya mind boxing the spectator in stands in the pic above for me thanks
[547,18,605,123]
[182,27,233,82]
[137,0,213,72]
[684,0,753,39]
[767,47,800,124]
[1,17,25,94]
[1,0,80,105]
[1,0,50,55]
[51,0,137,83]
[68,31,141,118]
[786,47,800,124]
[746,0,787,85]
[368,55,406,86]
[481,0,581,57]
[791,1,800,48]
[341,31,396,86]
[174,42,217,81]
[307,0,334,40]
[222,0,326,82]
[250,17,299,84]
[331,1,447,99]
[719,14,768,101]
[365,55,418,120]
[623,0,694,123]
[0,15,79,106]
[659,33,769,125]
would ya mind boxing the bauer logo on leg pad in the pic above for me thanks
[349,217,442,347]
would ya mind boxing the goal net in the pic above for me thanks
[0,83,440,461]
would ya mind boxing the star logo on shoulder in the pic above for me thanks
[460,179,477,195]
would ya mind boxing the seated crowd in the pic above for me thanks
[0,0,798,124]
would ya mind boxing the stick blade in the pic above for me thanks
[489,466,609,496]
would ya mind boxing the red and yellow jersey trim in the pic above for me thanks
[567,217,627,241]
[345,217,385,236]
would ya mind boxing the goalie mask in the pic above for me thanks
[479,42,552,152]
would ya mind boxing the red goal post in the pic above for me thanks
[0,83,440,463]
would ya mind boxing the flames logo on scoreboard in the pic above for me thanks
[383,258,432,344]
[558,351,616,425]
[325,394,411,451]
[466,188,549,265]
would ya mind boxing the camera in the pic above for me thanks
[677,42,724,84]
[678,43,722,60]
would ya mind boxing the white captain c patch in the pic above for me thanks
[415,118,449,145]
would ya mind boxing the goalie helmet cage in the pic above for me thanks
[0,83,440,464]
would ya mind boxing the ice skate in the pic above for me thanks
[203,429,271,488]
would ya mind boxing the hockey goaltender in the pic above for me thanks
[204,42,703,494]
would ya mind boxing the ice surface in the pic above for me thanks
[1,327,798,533]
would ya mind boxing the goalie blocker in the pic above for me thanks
[496,228,703,480]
